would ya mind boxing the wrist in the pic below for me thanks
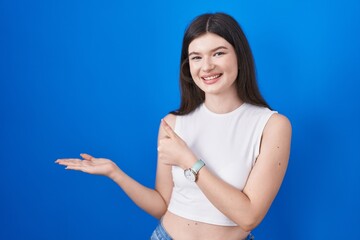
[108,166,124,183]
[182,153,198,170]
[184,159,205,182]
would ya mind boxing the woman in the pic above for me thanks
[56,12,291,240]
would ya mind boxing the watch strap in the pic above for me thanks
[192,159,205,174]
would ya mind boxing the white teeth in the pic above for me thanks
[203,74,220,80]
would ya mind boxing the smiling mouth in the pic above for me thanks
[202,74,222,81]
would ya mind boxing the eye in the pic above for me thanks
[214,52,225,57]
[190,56,202,61]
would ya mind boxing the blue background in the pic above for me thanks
[1,0,359,239]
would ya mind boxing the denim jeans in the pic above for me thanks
[150,221,255,240]
[150,221,172,240]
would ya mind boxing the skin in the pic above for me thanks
[56,32,292,240]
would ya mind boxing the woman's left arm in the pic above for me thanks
[196,113,291,231]
[158,114,292,231]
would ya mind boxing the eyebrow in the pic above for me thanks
[188,46,228,57]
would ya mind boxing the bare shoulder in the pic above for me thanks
[264,113,292,137]
[260,113,292,157]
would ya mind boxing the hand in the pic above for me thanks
[55,153,119,178]
[157,119,197,169]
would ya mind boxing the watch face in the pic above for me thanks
[184,169,196,182]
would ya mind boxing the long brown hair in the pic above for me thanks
[171,12,270,115]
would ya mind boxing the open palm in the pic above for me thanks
[56,153,118,177]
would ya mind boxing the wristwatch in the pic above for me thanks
[184,159,205,182]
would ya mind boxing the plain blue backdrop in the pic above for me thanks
[1,0,359,239]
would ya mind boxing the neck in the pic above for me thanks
[204,91,243,114]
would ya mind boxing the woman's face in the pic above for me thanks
[188,32,238,97]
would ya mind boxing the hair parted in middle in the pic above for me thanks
[171,12,270,115]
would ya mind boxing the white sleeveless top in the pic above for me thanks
[167,103,276,226]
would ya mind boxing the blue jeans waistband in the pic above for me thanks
[150,221,255,240]
[150,221,173,240]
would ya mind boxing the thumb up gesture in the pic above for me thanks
[157,119,197,170]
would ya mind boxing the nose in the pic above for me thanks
[202,57,215,72]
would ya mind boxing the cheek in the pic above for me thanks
[226,58,238,79]
[189,65,204,89]
[189,63,200,79]
[230,66,239,79]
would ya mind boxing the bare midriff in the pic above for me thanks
[162,211,250,240]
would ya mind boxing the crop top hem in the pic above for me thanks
[168,206,238,226]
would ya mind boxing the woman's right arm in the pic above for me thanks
[109,162,169,219]
[55,115,175,219]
